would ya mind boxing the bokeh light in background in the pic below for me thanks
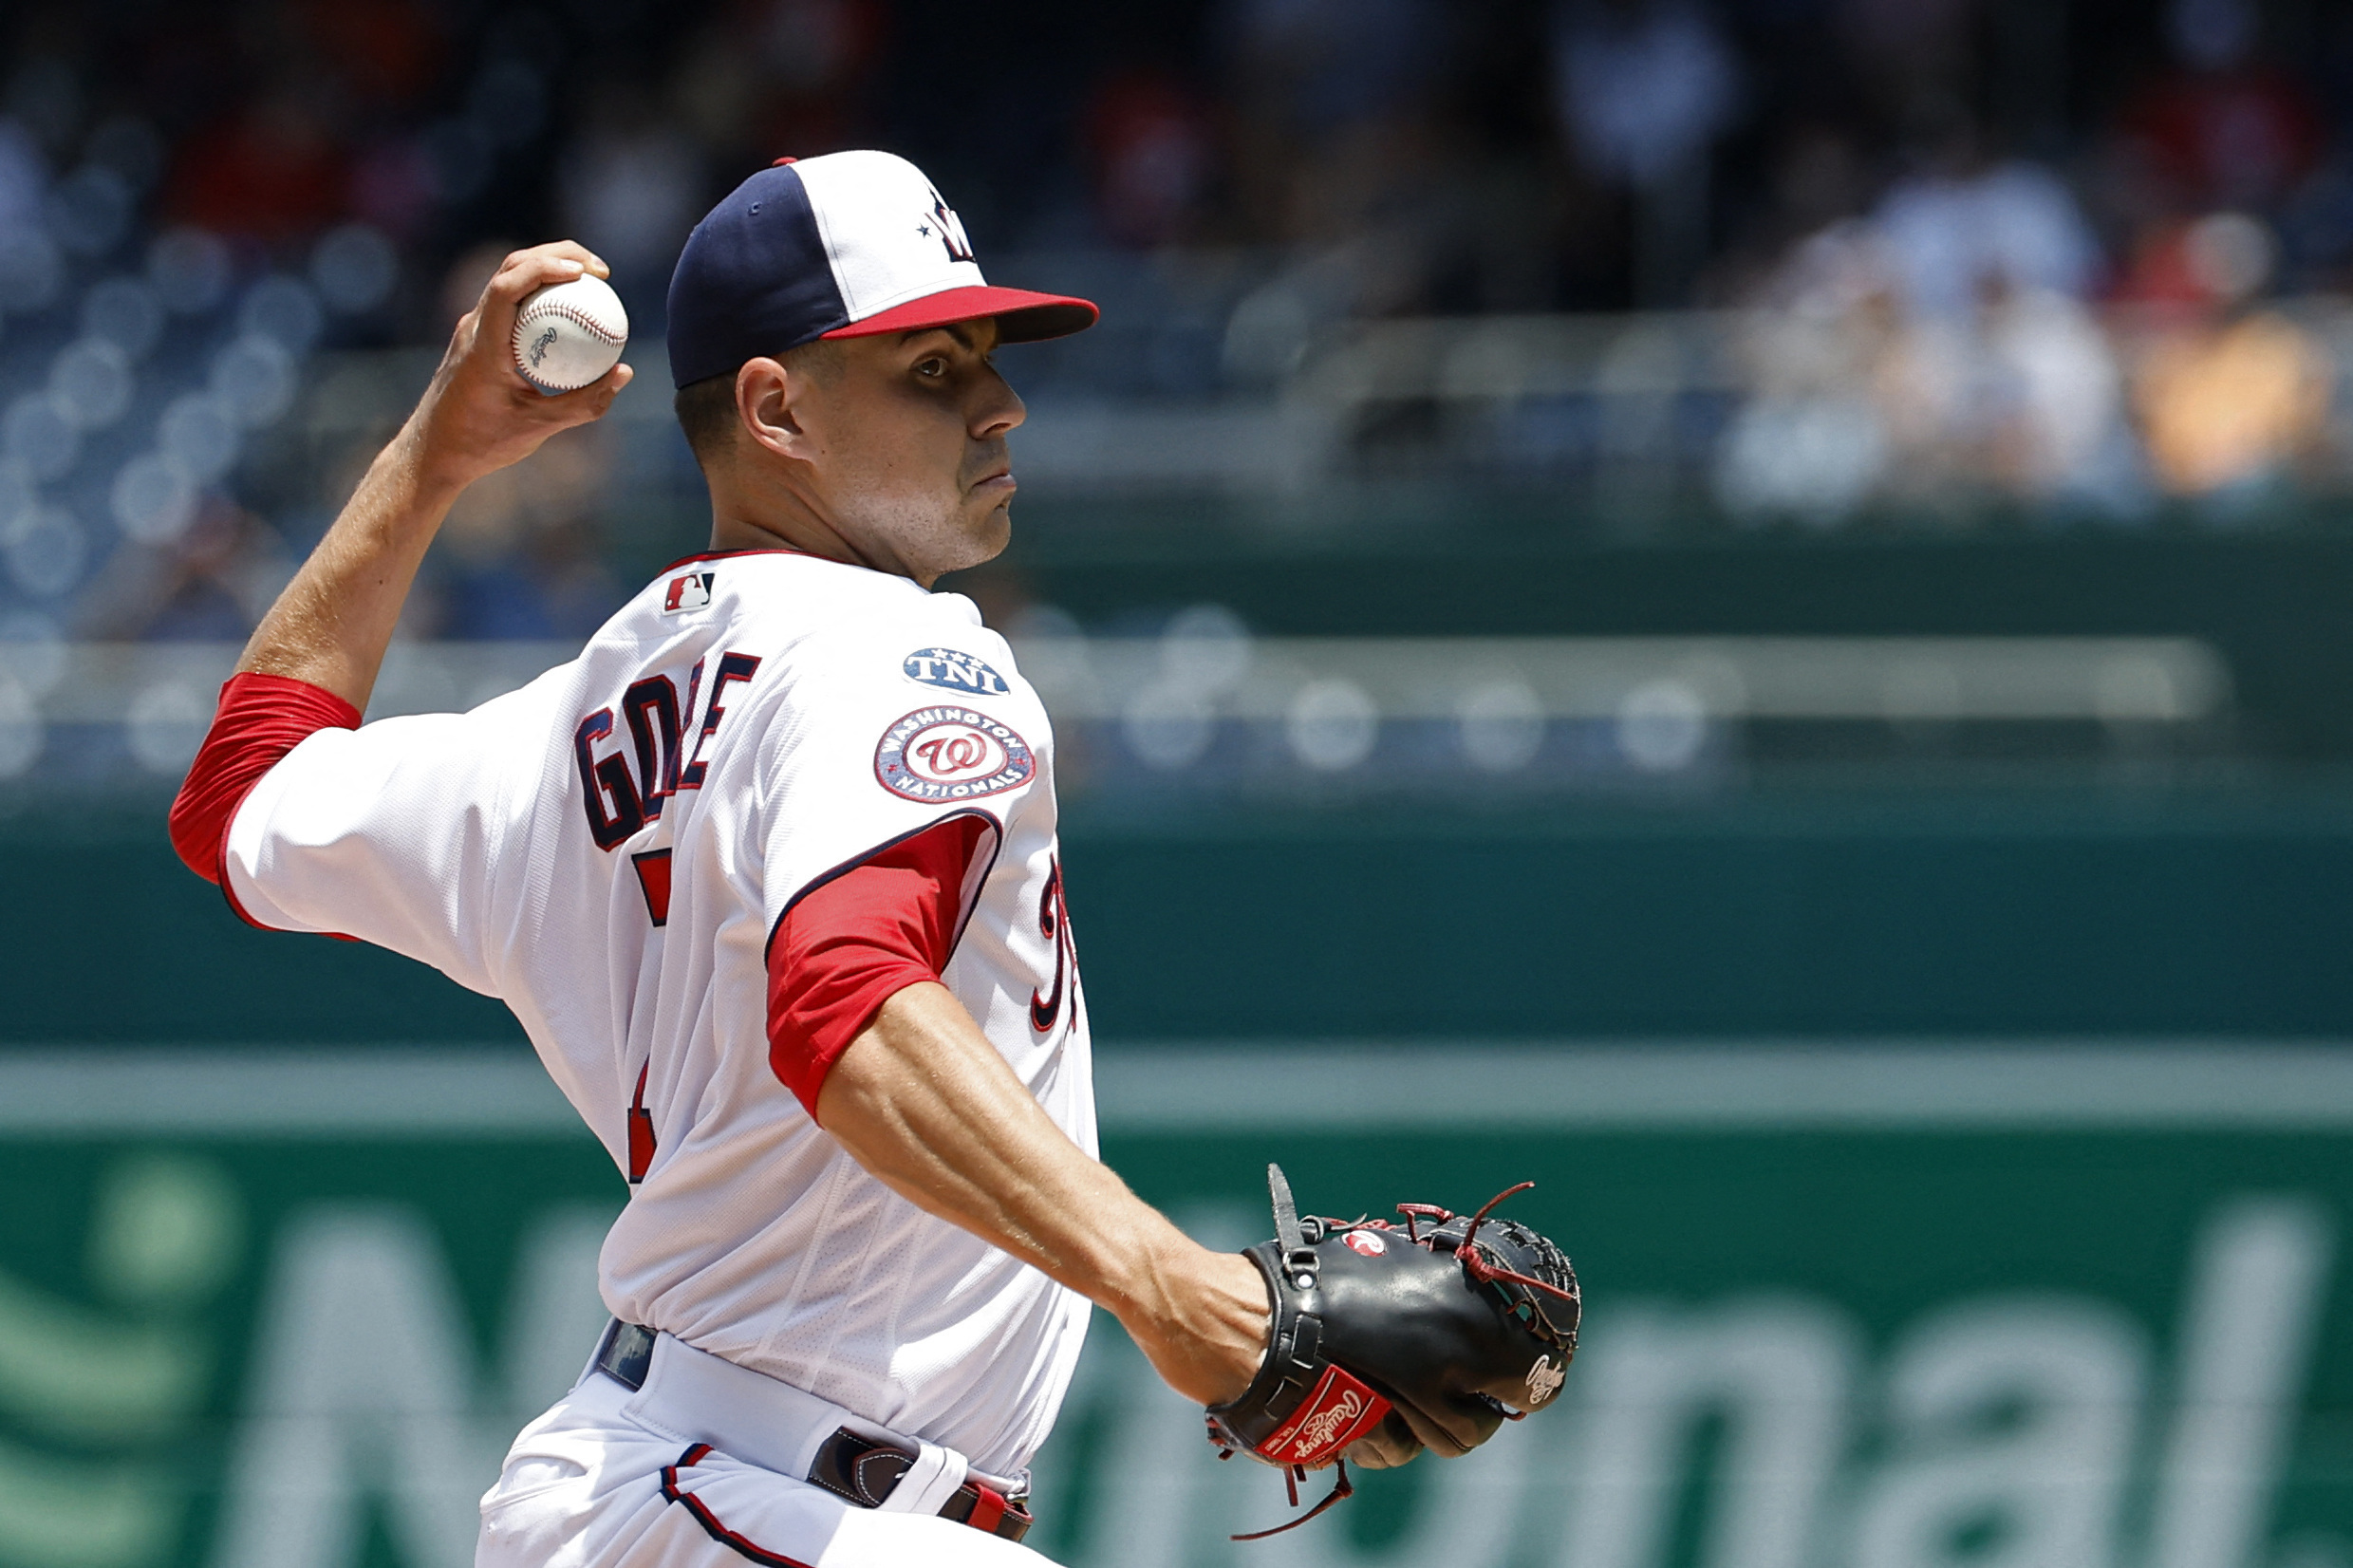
[2,5,2353,1568]
[0,0,2346,792]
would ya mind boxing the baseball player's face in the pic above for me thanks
[794,320,1025,587]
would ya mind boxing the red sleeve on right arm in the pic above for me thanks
[168,673,362,886]
[765,814,995,1116]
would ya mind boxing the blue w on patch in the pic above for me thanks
[903,647,1012,697]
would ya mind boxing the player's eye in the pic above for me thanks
[914,357,948,379]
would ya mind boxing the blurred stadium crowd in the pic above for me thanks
[0,0,2351,651]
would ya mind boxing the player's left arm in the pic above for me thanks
[815,981,1275,1414]
[234,242,629,710]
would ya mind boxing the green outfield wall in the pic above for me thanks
[19,795,2353,1042]
[0,1047,2344,1568]
[8,796,2351,1566]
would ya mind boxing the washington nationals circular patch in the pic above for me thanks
[875,706,1036,803]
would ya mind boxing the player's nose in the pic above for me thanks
[970,363,1025,440]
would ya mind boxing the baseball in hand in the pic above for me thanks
[512,273,629,395]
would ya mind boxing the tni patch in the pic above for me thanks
[903,647,1011,697]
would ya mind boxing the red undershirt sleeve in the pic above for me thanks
[168,673,363,887]
[765,814,995,1117]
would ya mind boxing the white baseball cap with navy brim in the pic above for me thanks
[664,150,1099,389]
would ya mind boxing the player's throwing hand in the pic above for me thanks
[401,241,634,495]
[217,240,632,711]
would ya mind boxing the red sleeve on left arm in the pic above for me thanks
[167,673,363,886]
[765,814,995,1116]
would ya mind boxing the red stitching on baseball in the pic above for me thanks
[517,301,626,345]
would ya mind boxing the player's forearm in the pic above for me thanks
[234,431,463,709]
[236,243,627,712]
[816,982,1267,1406]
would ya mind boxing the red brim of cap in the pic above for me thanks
[820,285,1099,345]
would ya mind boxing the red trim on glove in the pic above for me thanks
[766,815,992,1116]
[168,673,362,887]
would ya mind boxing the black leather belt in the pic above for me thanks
[805,1426,1033,1540]
[594,1322,1033,1543]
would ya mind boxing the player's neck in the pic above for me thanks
[708,507,859,569]
[704,471,922,587]
[706,510,945,589]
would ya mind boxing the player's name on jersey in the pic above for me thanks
[874,705,1036,802]
[902,646,1012,698]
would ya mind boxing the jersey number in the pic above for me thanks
[627,1060,656,1183]
[574,653,761,850]
[1029,858,1077,1034]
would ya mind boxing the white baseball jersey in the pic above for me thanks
[222,550,1094,1477]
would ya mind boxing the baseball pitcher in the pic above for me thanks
[168,151,1577,1567]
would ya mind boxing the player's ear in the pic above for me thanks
[736,357,816,462]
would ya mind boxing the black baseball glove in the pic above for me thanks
[1205,1165,1580,1539]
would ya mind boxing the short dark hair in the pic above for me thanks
[673,374,738,466]
[672,340,842,470]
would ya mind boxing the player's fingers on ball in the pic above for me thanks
[540,362,632,421]
[491,242,604,296]
[480,250,591,316]
[478,250,538,303]
[532,238,609,277]
[587,361,635,402]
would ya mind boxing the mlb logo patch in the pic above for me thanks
[663,572,715,614]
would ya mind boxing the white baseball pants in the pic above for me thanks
[476,1332,1057,1568]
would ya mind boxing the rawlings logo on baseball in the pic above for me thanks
[875,706,1035,802]
[512,273,629,395]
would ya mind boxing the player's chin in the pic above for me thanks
[948,499,1014,569]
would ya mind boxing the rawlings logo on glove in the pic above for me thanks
[1258,1367,1388,1465]
[1527,1353,1567,1406]
[1205,1165,1581,1540]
